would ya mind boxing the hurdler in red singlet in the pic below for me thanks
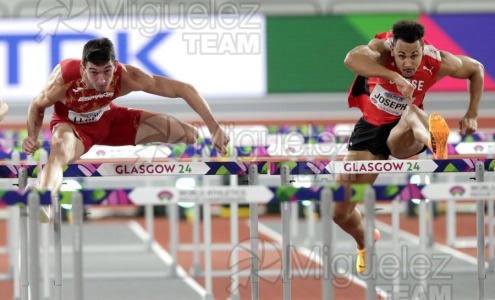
[348,31,441,126]
[50,59,142,153]
[338,20,483,275]
[22,37,230,224]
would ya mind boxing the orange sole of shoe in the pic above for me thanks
[428,113,450,159]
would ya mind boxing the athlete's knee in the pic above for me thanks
[50,139,68,161]
[402,105,413,119]
[49,136,73,163]
[404,104,425,119]
[406,104,419,112]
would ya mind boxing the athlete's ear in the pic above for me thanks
[114,60,118,73]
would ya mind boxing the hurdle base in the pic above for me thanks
[202,294,214,300]
[166,263,178,278]
[189,263,202,277]
[487,261,495,274]
[453,237,488,249]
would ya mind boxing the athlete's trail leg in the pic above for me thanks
[135,111,198,145]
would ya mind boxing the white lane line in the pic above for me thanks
[256,221,390,299]
[127,221,207,297]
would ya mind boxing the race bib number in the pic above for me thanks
[68,105,110,124]
[370,85,411,116]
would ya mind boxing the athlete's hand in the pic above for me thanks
[0,99,8,121]
[211,127,230,156]
[459,115,477,135]
[393,74,414,99]
[22,136,41,155]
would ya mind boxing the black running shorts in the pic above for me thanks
[347,117,427,157]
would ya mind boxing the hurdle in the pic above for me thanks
[0,150,51,300]
[0,123,352,298]
[2,158,494,300]
[4,165,342,299]
[445,140,495,257]
[2,160,268,300]
[271,159,494,300]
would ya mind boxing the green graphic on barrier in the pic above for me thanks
[275,186,299,202]
[350,184,369,202]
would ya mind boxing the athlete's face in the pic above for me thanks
[83,61,116,93]
[391,39,423,78]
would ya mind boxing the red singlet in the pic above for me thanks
[50,59,142,153]
[347,31,442,126]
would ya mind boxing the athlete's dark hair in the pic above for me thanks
[82,37,116,66]
[392,20,425,45]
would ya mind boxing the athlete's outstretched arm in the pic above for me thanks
[438,52,485,134]
[23,65,66,154]
[121,64,229,154]
[0,99,8,121]
[344,38,414,98]
[344,39,396,80]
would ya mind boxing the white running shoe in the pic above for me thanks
[24,182,51,223]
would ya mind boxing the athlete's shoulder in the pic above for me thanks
[114,60,123,74]
[60,59,82,83]
[119,62,138,74]
[60,59,81,72]
[423,44,442,64]
[119,63,151,84]
[373,31,394,51]
[374,31,392,40]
